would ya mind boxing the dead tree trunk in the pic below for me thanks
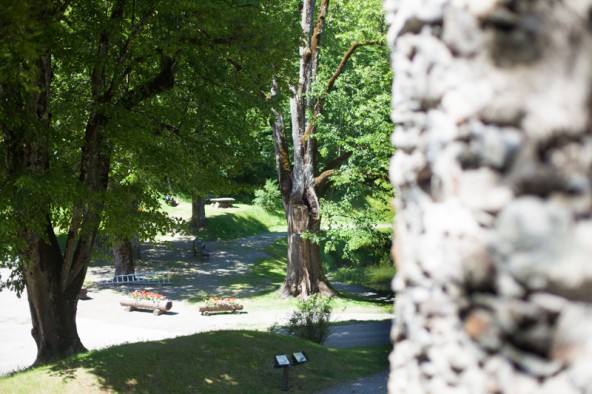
[270,0,378,298]
[387,1,592,392]
[271,0,334,298]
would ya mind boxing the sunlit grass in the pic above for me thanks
[0,331,390,394]
[162,200,286,241]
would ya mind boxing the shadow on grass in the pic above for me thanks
[88,232,288,302]
[45,331,389,394]
[333,286,395,305]
[195,213,271,241]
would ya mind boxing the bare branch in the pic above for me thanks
[318,40,381,114]
[314,151,352,196]
[120,55,176,110]
[303,40,381,141]
[310,0,329,86]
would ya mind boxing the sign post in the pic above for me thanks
[272,352,309,391]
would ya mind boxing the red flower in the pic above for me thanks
[130,290,166,302]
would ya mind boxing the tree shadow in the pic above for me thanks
[88,232,288,302]
[196,213,272,241]
[45,330,363,393]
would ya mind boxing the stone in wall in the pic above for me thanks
[386,1,592,393]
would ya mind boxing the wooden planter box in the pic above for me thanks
[199,304,244,316]
[120,298,173,315]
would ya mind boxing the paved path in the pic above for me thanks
[316,370,389,394]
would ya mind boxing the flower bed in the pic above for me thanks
[120,290,172,315]
[199,297,243,315]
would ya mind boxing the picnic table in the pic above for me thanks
[210,197,235,208]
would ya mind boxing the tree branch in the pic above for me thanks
[309,0,329,88]
[303,40,381,141]
[119,55,176,110]
[117,4,157,65]
[314,151,352,196]
[323,151,353,173]
[269,79,292,210]
[318,40,381,115]
[91,0,125,100]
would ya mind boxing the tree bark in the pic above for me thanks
[281,204,332,297]
[22,224,87,365]
[190,194,207,229]
[131,235,141,260]
[113,237,135,276]
[387,1,592,392]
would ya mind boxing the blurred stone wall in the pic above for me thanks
[385,1,592,393]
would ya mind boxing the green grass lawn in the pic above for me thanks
[163,200,286,240]
[0,331,390,394]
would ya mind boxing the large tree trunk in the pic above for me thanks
[190,194,207,229]
[22,226,87,365]
[1,0,175,367]
[281,203,333,297]
[387,1,592,393]
[113,237,135,276]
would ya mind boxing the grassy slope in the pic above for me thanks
[0,331,390,393]
[163,201,286,241]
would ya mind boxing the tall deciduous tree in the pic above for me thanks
[0,0,293,365]
[270,0,385,297]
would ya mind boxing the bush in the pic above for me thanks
[253,179,283,213]
[287,294,333,344]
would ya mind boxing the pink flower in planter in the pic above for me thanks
[203,297,240,307]
[130,290,167,302]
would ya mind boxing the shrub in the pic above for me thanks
[287,294,333,344]
[253,179,283,213]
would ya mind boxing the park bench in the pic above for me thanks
[192,238,210,261]
[210,197,235,208]
[99,271,171,285]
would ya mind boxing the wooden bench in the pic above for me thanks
[210,197,235,208]
[192,238,210,261]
